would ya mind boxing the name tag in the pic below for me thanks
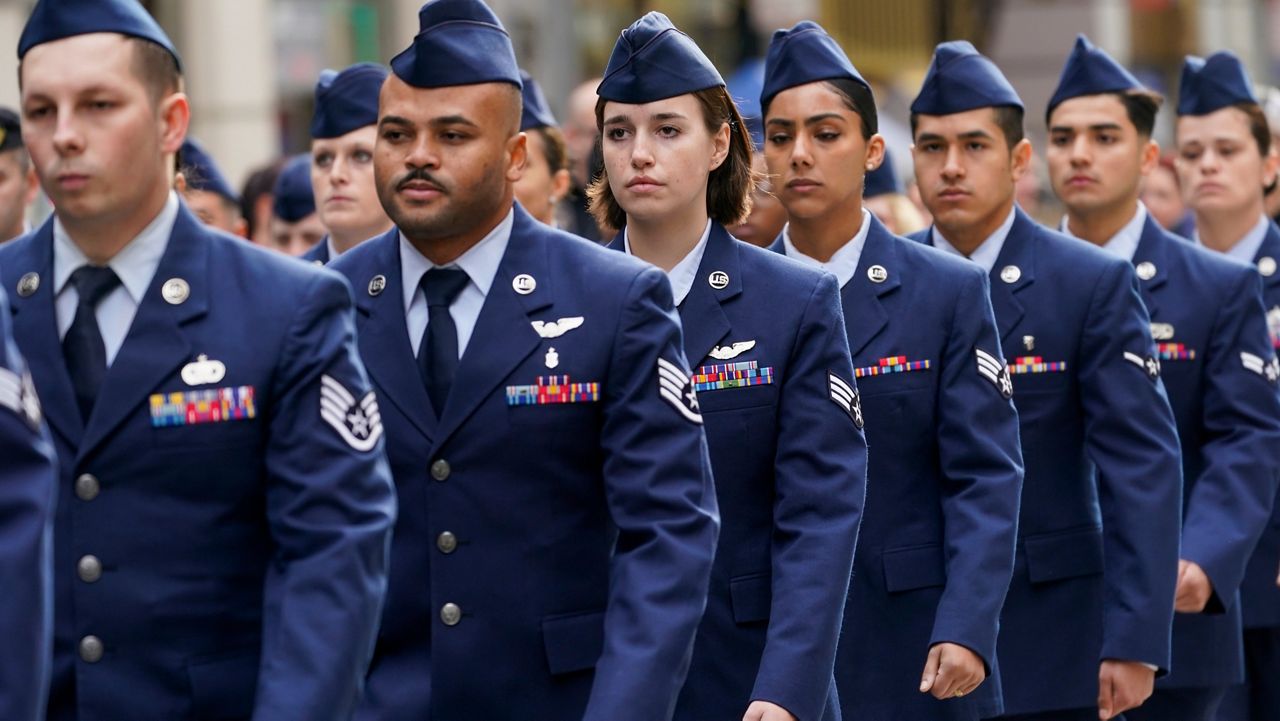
[150,386,256,427]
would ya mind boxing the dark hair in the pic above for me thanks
[588,85,759,231]
[761,77,878,140]
[1045,89,1163,137]
[911,105,1025,150]
[1234,102,1273,156]
[530,125,568,173]
[128,38,181,102]
[239,159,284,240]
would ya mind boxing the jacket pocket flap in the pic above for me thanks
[730,573,772,623]
[542,609,605,675]
[1025,527,1104,584]
[186,648,259,719]
[882,544,947,593]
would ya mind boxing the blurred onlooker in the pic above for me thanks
[728,117,786,247]
[513,70,572,227]
[863,147,926,236]
[1141,154,1194,237]
[560,77,602,240]
[305,62,393,263]
[177,137,247,237]
[0,107,39,243]
[239,158,284,246]
[1258,85,1280,224]
[269,153,324,256]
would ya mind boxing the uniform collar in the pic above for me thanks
[780,208,872,288]
[52,190,179,303]
[1060,202,1148,262]
[1195,212,1270,264]
[931,204,1017,273]
[398,207,514,312]
[623,218,712,305]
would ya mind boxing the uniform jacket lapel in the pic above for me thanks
[987,209,1037,343]
[434,206,551,447]
[1132,217,1170,319]
[3,219,82,447]
[351,227,436,441]
[1253,221,1280,305]
[843,215,900,358]
[78,206,210,460]
[679,225,738,367]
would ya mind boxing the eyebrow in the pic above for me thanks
[602,111,689,125]
[379,114,479,128]
[766,112,847,128]
[1049,122,1124,133]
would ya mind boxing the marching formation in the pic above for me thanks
[0,1,1277,721]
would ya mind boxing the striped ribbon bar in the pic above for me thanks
[1008,356,1068,375]
[693,360,775,392]
[854,356,931,378]
[150,386,257,427]
[506,376,601,406]
[1156,343,1196,361]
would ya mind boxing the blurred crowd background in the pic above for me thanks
[3,0,1280,233]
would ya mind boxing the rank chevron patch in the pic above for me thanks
[320,375,383,452]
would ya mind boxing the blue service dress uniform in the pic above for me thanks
[0,284,58,721]
[328,204,720,721]
[775,215,1023,720]
[1218,220,1280,721]
[1115,216,1280,721]
[0,204,397,721]
[914,207,1184,717]
[301,237,331,265]
[609,224,868,721]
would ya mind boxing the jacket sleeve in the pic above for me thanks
[584,266,720,721]
[1078,260,1182,672]
[253,271,397,721]
[0,295,57,721]
[1181,267,1280,612]
[750,271,867,721]
[929,267,1024,672]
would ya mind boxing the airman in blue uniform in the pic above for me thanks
[907,41,1184,721]
[326,2,719,719]
[177,137,246,236]
[760,22,1023,720]
[6,1,397,718]
[1167,51,1280,721]
[301,62,392,265]
[0,284,58,721]
[596,14,867,721]
[270,152,325,257]
[512,69,574,228]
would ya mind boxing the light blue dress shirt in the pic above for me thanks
[1060,203,1149,263]
[781,208,872,288]
[623,219,712,306]
[1196,213,1270,265]
[932,205,1017,273]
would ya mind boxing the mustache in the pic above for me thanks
[395,168,447,192]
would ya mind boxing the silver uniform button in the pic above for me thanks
[75,474,100,501]
[79,636,104,663]
[77,555,103,583]
[431,460,451,482]
[440,603,462,626]
[437,532,458,554]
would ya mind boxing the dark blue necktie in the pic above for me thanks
[63,265,122,421]
[417,268,470,413]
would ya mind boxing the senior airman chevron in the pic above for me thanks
[854,355,931,378]
[827,371,864,429]
[0,366,40,430]
[150,386,257,427]
[693,360,775,391]
[1240,351,1280,382]
[319,374,383,452]
[506,375,601,405]
[1008,356,1067,374]
[657,357,703,424]
[975,348,1013,398]
[1124,351,1161,379]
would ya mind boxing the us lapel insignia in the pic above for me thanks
[531,317,584,338]
[181,354,227,386]
[708,340,755,360]
[1136,262,1157,281]
[1259,257,1277,277]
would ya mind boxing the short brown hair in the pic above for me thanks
[588,86,759,231]
[531,125,568,173]
[129,38,182,102]
[911,105,1025,150]
[1234,102,1273,156]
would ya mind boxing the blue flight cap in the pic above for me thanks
[910,40,1023,116]
[1047,35,1144,118]
[0,107,21,153]
[389,0,521,90]
[272,154,315,223]
[180,138,238,203]
[1177,51,1258,116]
[760,20,871,112]
[864,147,902,198]
[18,0,181,70]
[520,70,557,131]
[597,12,724,104]
[312,62,388,139]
